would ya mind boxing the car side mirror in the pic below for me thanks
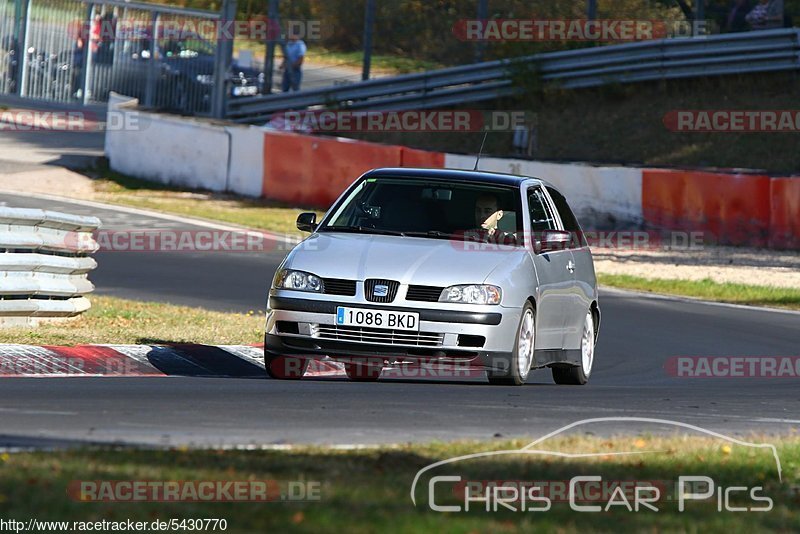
[535,229,571,254]
[296,212,317,233]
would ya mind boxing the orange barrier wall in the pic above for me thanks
[263,132,401,207]
[769,177,800,250]
[262,132,444,208]
[642,169,771,247]
[262,132,795,250]
[400,147,445,168]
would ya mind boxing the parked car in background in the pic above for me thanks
[34,29,263,114]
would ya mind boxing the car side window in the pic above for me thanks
[546,186,588,248]
[528,187,557,232]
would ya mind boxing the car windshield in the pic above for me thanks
[319,176,523,244]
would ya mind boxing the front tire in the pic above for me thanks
[488,303,535,386]
[344,358,383,382]
[552,309,595,385]
[265,352,308,380]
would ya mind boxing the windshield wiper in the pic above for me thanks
[402,231,460,240]
[322,226,405,237]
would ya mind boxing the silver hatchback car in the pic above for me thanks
[265,168,600,385]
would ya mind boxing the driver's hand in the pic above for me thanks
[481,210,504,234]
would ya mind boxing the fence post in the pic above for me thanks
[78,3,94,104]
[587,0,597,21]
[212,0,236,118]
[361,0,376,81]
[143,10,158,107]
[18,0,32,96]
[694,0,705,36]
[11,0,26,94]
[475,0,488,62]
[263,0,279,94]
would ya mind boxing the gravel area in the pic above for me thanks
[593,245,800,289]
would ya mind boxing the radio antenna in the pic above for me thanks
[473,131,489,171]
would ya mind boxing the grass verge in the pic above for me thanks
[0,436,797,532]
[344,72,800,173]
[233,41,442,75]
[0,296,262,346]
[303,47,443,74]
[598,274,800,311]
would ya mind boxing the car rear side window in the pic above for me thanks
[528,187,557,232]
[546,186,588,248]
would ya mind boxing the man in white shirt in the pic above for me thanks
[281,30,306,92]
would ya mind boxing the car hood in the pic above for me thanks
[283,233,524,286]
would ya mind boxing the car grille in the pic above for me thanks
[406,285,444,302]
[364,279,399,303]
[315,325,443,347]
[322,278,357,296]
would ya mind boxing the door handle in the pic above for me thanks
[567,260,575,273]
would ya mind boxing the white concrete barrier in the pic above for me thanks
[445,154,643,229]
[105,94,265,198]
[226,125,265,197]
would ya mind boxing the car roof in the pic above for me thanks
[363,167,546,188]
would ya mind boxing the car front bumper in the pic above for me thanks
[264,294,522,372]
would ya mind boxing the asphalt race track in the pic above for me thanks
[0,192,798,447]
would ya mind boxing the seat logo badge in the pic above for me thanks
[373,284,389,297]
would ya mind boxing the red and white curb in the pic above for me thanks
[0,344,342,378]
[0,345,487,379]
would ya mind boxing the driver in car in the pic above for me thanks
[465,194,515,245]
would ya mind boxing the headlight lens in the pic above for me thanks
[274,269,323,292]
[439,285,501,305]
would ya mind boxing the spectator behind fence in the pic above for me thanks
[726,0,752,32]
[745,0,784,29]
[281,30,306,92]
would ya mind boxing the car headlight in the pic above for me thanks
[439,285,501,305]
[273,269,323,293]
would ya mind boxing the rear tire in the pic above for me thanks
[552,309,595,385]
[344,358,383,382]
[487,303,535,386]
[264,353,308,380]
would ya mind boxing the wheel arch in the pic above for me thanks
[590,300,601,340]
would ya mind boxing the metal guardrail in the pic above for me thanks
[0,208,100,326]
[226,28,800,123]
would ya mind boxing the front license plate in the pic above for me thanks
[336,307,419,331]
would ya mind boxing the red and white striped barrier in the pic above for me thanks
[0,344,342,378]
